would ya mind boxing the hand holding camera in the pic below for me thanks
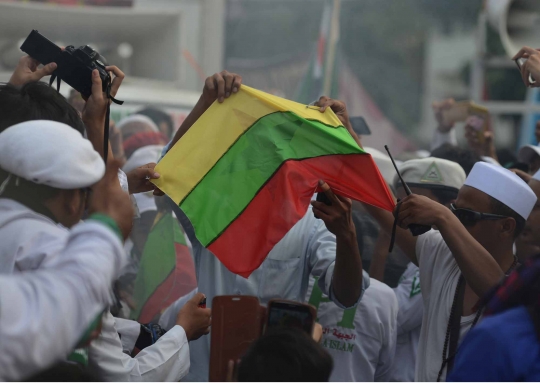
[19,30,125,162]
[8,55,57,87]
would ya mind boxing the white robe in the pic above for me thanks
[0,197,191,382]
[0,220,126,381]
[170,205,370,381]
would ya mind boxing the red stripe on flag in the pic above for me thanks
[138,243,197,323]
[208,153,394,278]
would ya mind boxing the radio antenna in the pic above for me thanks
[384,145,411,195]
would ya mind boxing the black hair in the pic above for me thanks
[0,82,85,135]
[430,187,459,206]
[136,107,174,138]
[431,143,482,175]
[237,328,333,382]
[496,148,519,169]
[489,196,526,239]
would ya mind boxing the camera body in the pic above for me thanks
[20,30,110,98]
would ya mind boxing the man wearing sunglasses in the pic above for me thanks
[363,161,537,381]
[373,157,466,382]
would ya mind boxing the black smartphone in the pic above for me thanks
[316,192,332,206]
[266,299,316,336]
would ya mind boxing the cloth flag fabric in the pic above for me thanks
[153,85,395,278]
[132,211,197,323]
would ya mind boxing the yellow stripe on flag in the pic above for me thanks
[153,85,342,205]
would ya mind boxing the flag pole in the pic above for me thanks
[322,0,341,97]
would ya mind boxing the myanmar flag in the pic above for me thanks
[132,211,197,323]
[153,86,395,278]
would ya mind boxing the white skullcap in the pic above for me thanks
[364,147,394,185]
[464,162,537,219]
[0,120,104,189]
[116,114,159,132]
[394,157,466,192]
[517,144,540,164]
[123,145,164,174]
[533,169,540,182]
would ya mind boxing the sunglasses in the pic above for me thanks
[450,203,509,227]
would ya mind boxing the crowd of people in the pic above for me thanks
[1,45,540,382]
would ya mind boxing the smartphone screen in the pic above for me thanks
[266,300,315,335]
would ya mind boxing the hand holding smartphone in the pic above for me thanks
[516,57,537,87]
[441,101,488,144]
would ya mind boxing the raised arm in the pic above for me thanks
[82,66,125,162]
[362,202,419,266]
[314,97,363,148]
[396,194,504,297]
[169,71,242,149]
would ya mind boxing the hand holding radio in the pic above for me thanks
[395,194,449,230]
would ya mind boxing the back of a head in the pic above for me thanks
[431,143,481,175]
[136,107,174,138]
[0,82,85,135]
[238,328,333,382]
[117,114,159,142]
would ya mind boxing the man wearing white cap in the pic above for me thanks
[363,161,536,381]
[0,158,133,381]
[0,121,210,381]
[369,157,466,382]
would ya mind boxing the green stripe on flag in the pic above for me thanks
[180,111,364,246]
[132,212,186,320]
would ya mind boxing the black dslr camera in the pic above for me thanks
[20,30,110,98]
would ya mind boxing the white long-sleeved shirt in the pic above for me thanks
[88,312,190,382]
[0,198,191,381]
[0,220,126,381]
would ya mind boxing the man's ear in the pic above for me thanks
[63,189,81,215]
[501,217,517,239]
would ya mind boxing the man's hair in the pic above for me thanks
[136,107,174,138]
[431,144,481,175]
[237,328,333,382]
[0,82,85,135]
[489,196,526,238]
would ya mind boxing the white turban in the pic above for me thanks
[0,120,104,190]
